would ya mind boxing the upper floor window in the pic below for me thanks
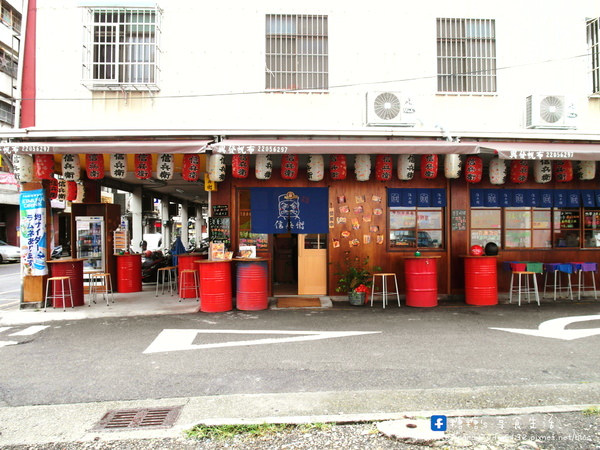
[437,18,496,93]
[0,100,15,126]
[265,14,328,91]
[81,6,161,91]
[1,2,21,34]
[588,18,600,95]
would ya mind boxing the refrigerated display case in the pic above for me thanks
[75,216,105,272]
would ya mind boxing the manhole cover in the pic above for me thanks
[93,406,182,431]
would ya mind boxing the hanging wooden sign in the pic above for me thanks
[85,154,105,180]
[281,154,299,180]
[110,154,127,179]
[464,155,483,183]
[183,154,201,181]
[34,154,55,180]
[420,154,438,179]
[329,155,347,180]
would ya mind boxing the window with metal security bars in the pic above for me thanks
[0,100,15,126]
[265,14,328,91]
[437,18,496,93]
[588,18,600,95]
[81,6,161,91]
[1,2,21,34]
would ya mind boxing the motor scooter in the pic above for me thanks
[141,250,172,283]
[51,245,63,259]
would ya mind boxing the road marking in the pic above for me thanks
[490,314,600,340]
[0,289,20,294]
[9,325,49,336]
[143,329,381,354]
[0,327,11,333]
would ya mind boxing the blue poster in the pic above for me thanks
[20,189,48,276]
[250,187,328,234]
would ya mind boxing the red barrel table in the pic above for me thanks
[463,256,498,305]
[404,256,440,307]
[47,258,85,307]
[234,258,269,311]
[115,254,142,293]
[177,253,205,299]
[197,260,233,312]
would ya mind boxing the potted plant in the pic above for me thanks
[334,252,381,306]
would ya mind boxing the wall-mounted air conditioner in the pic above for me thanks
[525,95,577,129]
[366,91,417,126]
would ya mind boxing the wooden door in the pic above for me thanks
[298,234,327,295]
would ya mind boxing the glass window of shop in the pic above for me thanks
[470,207,600,249]
[238,190,269,251]
[389,207,443,249]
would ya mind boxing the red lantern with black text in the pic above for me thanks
[134,154,152,180]
[232,154,249,179]
[553,160,573,183]
[86,154,105,180]
[330,155,347,180]
[510,160,529,184]
[34,154,55,180]
[464,155,483,183]
[182,154,201,181]
[281,154,299,180]
[66,181,78,201]
[48,178,58,200]
[420,154,438,179]
[375,155,393,181]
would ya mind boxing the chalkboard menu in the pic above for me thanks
[212,205,229,217]
[451,209,467,231]
[209,217,231,246]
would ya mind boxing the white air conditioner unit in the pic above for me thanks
[366,91,417,126]
[525,95,577,129]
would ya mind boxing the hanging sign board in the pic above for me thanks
[451,209,467,231]
[212,205,229,217]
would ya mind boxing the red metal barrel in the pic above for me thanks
[236,260,268,310]
[50,259,84,307]
[404,257,438,307]
[116,254,142,293]
[177,254,202,298]
[199,261,232,312]
[464,256,498,305]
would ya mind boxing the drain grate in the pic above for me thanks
[93,406,182,431]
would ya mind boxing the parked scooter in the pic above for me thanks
[141,249,172,283]
[51,245,63,259]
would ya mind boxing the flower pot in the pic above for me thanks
[348,291,366,306]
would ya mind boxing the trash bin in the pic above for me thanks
[463,256,498,305]
[235,258,268,311]
[198,260,233,312]
[116,254,142,293]
[404,256,439,307]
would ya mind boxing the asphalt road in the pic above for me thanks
[1,301,599,409]
[0,262,20,311]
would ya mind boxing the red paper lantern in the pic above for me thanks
[134,154,152,180]
[232,154,249,179]
[375,155,393,181]
[86,154,105,180]
[464,155,483,183]
[470,245,484,256]
[329,155,347,180]
[510,160,529,184]
[66,181,78,201]
[48,178,58,200]
[182,154,201,181]
[420,154,438,179]
[34,154,55,180]
[553,160,573,183]
[281,154,299,180]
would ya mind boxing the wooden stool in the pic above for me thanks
[509,271,540,306]
[89,273,115,306]
[156,266,177,296]
[45,276,74,311]
[370,273,400,308]
[179,269,199,302]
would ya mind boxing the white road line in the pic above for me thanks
[9,325,49,336]
[0,327,12,333]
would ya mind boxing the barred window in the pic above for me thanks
[82,6,161,91]
[437,18,496,93]
[588,18,600,95]
[1,2,21,34]
[0,100,15,126]
[265,14,328,91]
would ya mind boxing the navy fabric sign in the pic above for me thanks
[388,188,447,207]
[470,189,594,208]
[250,187,328,234]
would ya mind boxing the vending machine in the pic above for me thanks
[75,216,105,272]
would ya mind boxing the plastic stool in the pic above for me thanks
[88,273,115,306]
[156,266,177,296]
[370,273,401,308]
[179,269,200,302]
[570,262,598,300]
[509,271,540,306]
[45,276,74,311]
[543,263,574,301]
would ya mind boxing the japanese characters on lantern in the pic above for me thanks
[464,155,483,183]
[255,154,272,180]
[182,154,201,181]
[375,155,393,181]
[232,154,250,179]
[354,155,371,181]
[281,154,299,180]
[134,154,152,180]
[86,154,105,180]
[61,154,81,181]
[510,160,529,184]
[533,160,552,184]
[553,160,573,183]
[444,154,461,179]
[397,154,415,180]
[34,154,55,180]
[157,154,174,181]
[110,154,127,179]
[329,155,347,180]
[420,154,438,179]
[307,154,324,181]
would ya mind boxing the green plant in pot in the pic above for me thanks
[334,252,381,306]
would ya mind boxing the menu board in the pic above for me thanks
[212,205,229,217]
[209,217,231,246]
[451,209,467,231]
